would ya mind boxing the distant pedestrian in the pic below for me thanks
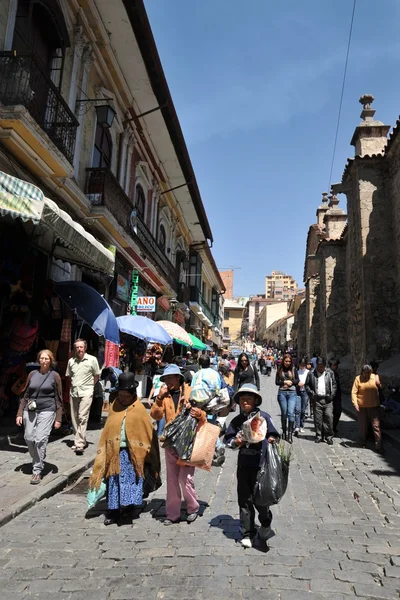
[151,364,205,525]
[16,350,63,484]
[66,339,100,456]
[351,364,382,453]
[258,354,266,375]
[329,358,342,434]
[294,358,310,436]
[234,353,260,391]
[275,353,299,443]
[210,351,219,370]
[90,373,160,526]
[225,384,279,548]
[310,353,318,369]
[305,357,337,445]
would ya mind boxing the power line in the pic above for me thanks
[328,0,357,191]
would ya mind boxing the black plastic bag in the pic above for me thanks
[162,409,198,460]
[253,442,289,506]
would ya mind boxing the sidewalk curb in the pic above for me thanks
[341,396,400,452]
[0,454,95,528]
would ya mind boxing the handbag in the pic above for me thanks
[177,422,220,471]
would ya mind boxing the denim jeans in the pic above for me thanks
[278,390,297,424]
[295,390,309,428]
[157,416,166,436]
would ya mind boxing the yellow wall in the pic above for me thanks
[224,307,244,341]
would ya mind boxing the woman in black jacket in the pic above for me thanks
[234,353,260,391]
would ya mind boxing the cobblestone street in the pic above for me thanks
[1,375,400,600]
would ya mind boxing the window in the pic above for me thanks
[224,310,230,320]
[159,224,166,252]
[92,124,112,168]
[224,327,230,336]
[135,185,145,219]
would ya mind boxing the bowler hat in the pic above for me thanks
[233,383,262,407]
[118,372,138,392]
[160,364,184,384]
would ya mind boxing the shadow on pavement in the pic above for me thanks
[14,461,58,476]
[208,514,270,553]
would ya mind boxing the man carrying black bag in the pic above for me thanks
[225,384,279,548]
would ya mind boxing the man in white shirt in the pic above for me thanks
[305,357,337,445]
[66,339,100,455]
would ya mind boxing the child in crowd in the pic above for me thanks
[224,384,279,548]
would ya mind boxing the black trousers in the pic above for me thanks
[237,466,272,537]
[314,397,333,440]
[333,396,342,431]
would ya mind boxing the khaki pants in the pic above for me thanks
[70,395,93,449]
[358,406,381,449]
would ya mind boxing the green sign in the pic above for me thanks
[128,270,139,315]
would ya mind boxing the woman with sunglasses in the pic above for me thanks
[234,353,260,391]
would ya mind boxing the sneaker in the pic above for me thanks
[75,448,84,455]
[163,519,180,526]
[258,526,275,541]
[326,439,333,445]
[299,428,305,433]
[240,537,252,548]
[30,474,41,485]
[294,428,299,437]
[186,512,198,523]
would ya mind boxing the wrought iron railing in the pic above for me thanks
[0,52,78,163]
[86,167,178,289]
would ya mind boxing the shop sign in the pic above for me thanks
[116,273,129,302]
[137,296,156,312]
[128,270,139,315]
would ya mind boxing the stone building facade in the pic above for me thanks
[295,94,400,389]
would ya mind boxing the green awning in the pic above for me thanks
[188,333,207,351]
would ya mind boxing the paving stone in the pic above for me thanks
[353,583,400,599]
[310,579,354,594]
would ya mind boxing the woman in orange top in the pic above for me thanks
[351,364,382,452]
[150,364,206,525]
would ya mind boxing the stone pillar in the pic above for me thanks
[345,94,395,364]
[316,192,329,227]
[73,44,94,179]
[351,95,390,157]
[124,132,135,195]
[68,24,86,110]
[324,194,347,239]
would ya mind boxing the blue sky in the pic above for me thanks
[144,0,400,296]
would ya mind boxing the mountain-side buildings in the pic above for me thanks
[294,94,400,389]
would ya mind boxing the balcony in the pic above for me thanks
[86,167,177,289]
[189,286,216,326]
[0,52,78,164]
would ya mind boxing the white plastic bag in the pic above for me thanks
[241,414,267,443]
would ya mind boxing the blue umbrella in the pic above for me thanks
[55,282,120,345]
[116,315,173,345]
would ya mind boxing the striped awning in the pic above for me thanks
[0,171,44,223]
[0,170,115,276]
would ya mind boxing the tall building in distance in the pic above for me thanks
[219,270,234,299]
[265,271,298,300]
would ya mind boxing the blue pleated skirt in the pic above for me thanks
[107,448,144,510]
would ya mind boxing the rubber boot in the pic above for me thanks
[281,417,287,441]
[287,422,294,444]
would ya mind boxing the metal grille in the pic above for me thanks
[0,52,78,163]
